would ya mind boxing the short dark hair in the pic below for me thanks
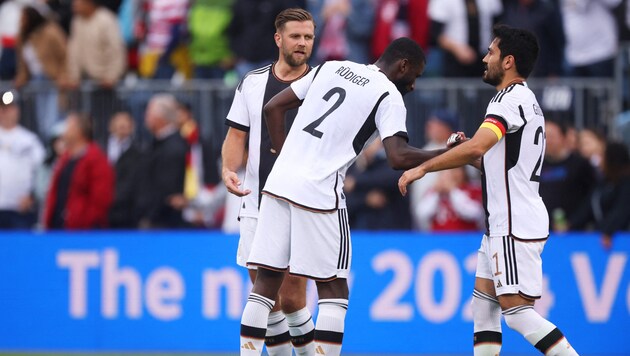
[20,6,47,43]
[492,24,539,78]
[546,117,570,136]
[69,112,94,141]
[379,37,426,69]
[275,8,315,32]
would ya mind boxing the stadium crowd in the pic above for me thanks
[0,0,628,245]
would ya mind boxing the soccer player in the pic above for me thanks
[398,25,579,356]
[240,37,455,356]
[222,8,316,356]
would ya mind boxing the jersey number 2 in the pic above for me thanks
[303,87,346,138]
[530,126,544,182]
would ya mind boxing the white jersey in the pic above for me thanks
[263,60,408,212]
[479,82,549,240]
[225,63,310,218]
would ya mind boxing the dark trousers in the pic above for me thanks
[0,210,36,230]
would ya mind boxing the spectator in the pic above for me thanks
[171,100,224,228]
[409,109,460,230]
[345,140,412,230]
[0,90,45,229]
[577,127,606,173]
[137,0,189,79]
[372,0,429,60]
[188,0,233,79]
[561,0,621,77]
[539,119,597,232]
[15,3,68,138]
[34,121,66,225]
[570,141,630,249]
[66,0,126,141]
[107,111,143,228]
[0,0,30,80]
[137,93,187,229]
[416,166,483,231]
[43,112,114,229]
[227,0,304,79]
[428,0,502,77]
[500,0,565,77]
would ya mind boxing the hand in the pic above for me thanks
[398,166,426,196]
[453,44,477,65]
[222,170,251,197]
[344,175,356,193]
[447,132,468,148]
[168,194,188,210]
[17,195,35,213]
[601,234,613,250]
[365,190,387,209]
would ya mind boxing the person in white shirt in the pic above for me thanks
[399,25,578,356]
[240,37,458,356]
[0,90,45,229]
[561,0,621,76]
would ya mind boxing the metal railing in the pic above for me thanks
[2,75,621,150]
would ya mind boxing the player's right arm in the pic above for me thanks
[221,127,251,197]
[382,136,449,170]
[263,87,303,153]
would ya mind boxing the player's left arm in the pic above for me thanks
[398,126,499,195]
[263,87,303,153]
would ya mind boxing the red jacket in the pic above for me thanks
[44,143,115,229]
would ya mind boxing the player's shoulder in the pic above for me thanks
[236,63,273,92]
[489,82,536,107]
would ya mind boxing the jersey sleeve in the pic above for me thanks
[290,64,321,100]
[482,100,522,141]
[428,0,450,23]
[225,82,250,132]
[375,92,408,141]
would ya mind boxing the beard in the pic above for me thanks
[482,65,504,86]
[283,49,309,67]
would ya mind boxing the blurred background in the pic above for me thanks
[0,0,628,355]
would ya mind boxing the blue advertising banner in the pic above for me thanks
[0,231,628,355]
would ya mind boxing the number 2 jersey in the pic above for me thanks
[263,60,409,212]
[479,82,549,240]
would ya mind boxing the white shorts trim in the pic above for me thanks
[236,217,257,269]
[476,235,545,299]
[247,195,351,281]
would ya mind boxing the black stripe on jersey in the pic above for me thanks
[497,84,516,102]
[312,63,325,80]
[518,105,527,125]
[237,64,273,92]
[480,157,490,236]
[485,114,508,132]
[534,328,565,355]
[352,91,390,155]
[258,67,310,207]
[507,236,516,285]
[225,118,250,132]
[518,290,542,300]
[341,209,350,269]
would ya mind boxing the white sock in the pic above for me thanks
[472,290,502,356]
[240,293,274,355]
[503,305,578,355]
[265,311,292,356]
[314,299,348,356]
[285,307,315,355]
